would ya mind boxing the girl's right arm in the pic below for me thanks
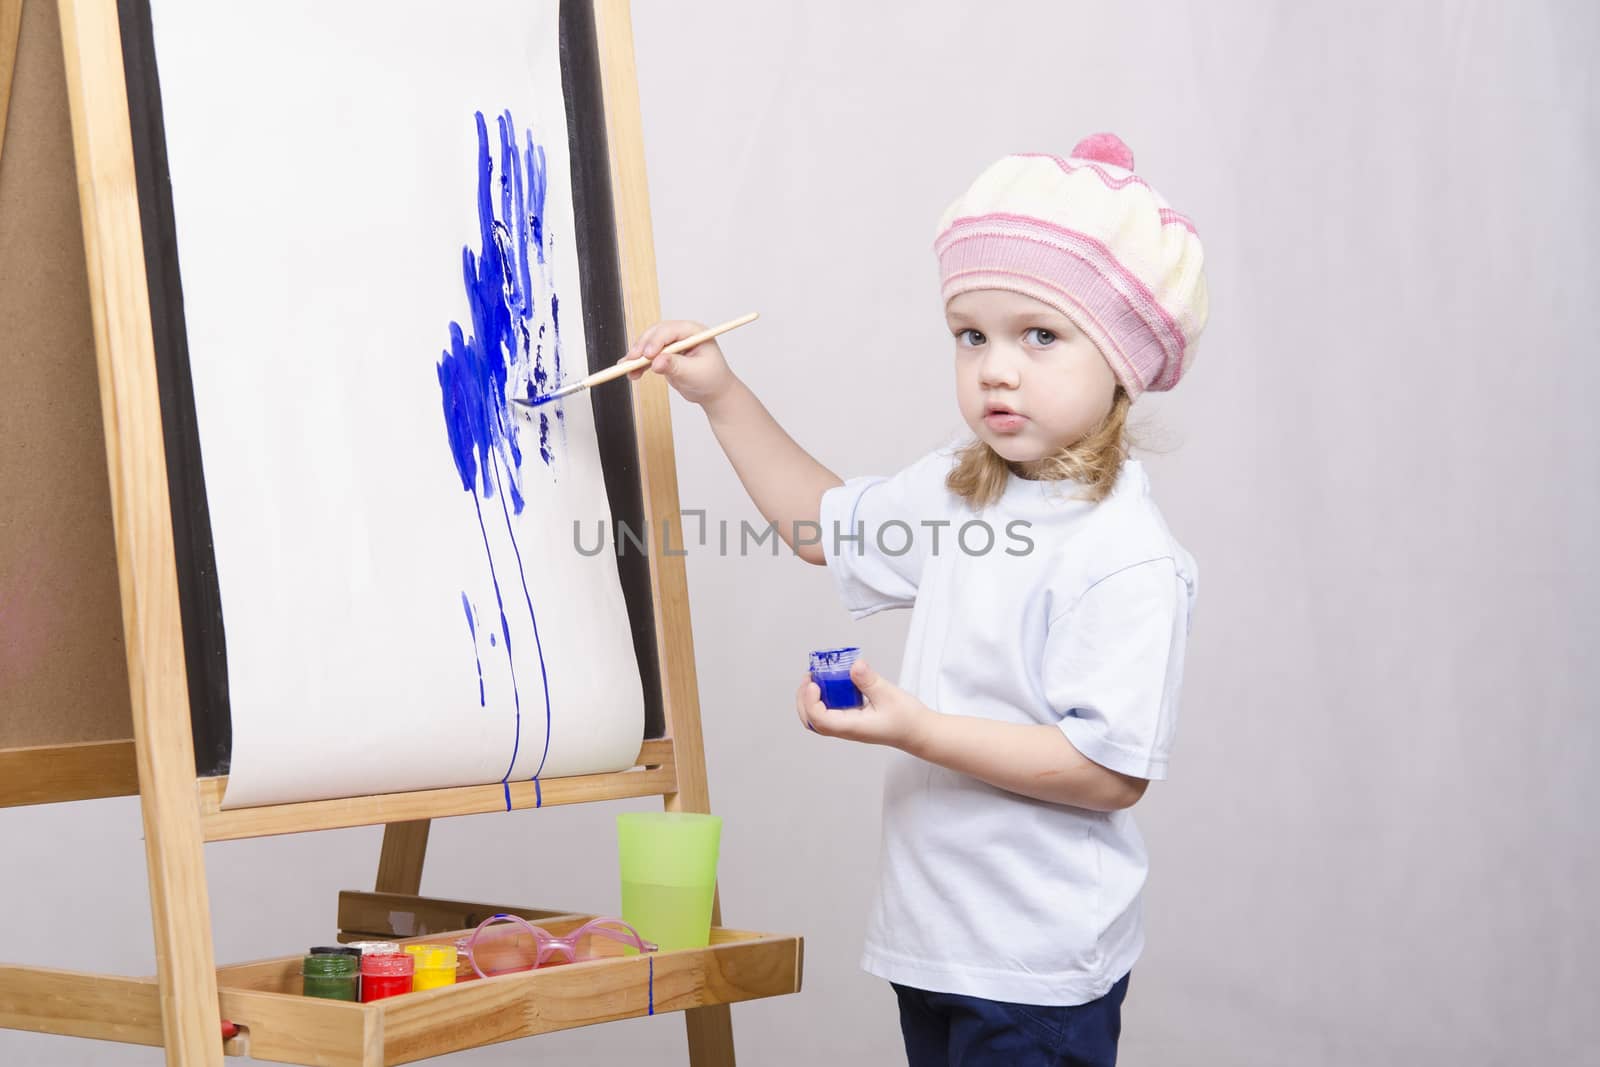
[623,320,841,565]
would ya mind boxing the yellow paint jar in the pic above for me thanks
[403,943,458,991]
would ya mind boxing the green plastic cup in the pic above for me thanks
[617,811,722,952]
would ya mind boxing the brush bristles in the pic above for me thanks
[515,382,581,409]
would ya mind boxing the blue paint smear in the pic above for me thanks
[437,108,562,807]
[551,293,566,435]
[526,132,546,265]
[461,593,485,707]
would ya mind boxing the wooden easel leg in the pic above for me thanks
[592,0,750,1057]
[684,937,737,1067]
[669,805,735,1065]
[55,1,225,1062]
[374,820,431,895]
[133,778,223,1067]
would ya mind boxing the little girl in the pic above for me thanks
[624,132,1207,1067]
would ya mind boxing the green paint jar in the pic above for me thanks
[302,952,360,1001]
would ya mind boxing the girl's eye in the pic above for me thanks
[956,329,986,347]
[1024,327,1057,346]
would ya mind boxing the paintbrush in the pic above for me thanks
[513,312,760,409]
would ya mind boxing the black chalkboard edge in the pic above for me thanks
[560,0,666,739]
[116,0,232,777]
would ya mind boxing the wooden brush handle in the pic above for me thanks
[596,311,760,388]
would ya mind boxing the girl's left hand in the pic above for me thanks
[795,656,931,751]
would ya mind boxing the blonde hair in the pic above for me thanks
[945,387,1133,508]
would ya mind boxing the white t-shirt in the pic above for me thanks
[818,441,1197,1006]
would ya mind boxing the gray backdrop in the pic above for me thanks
[3,1,1595,1063]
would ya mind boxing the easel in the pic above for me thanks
[0,1,801,1063]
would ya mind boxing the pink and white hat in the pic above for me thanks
[934,133,1209,397]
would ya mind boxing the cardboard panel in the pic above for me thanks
[0,0,134,750]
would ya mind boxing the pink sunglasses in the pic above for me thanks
[456,913,658,978]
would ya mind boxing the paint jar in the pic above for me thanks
[809,647,863,709]
[308,945,362,959]
[301,953,360,1001]
[403,944,458,991]
[360,951,414,1002]
[347,941,401,956]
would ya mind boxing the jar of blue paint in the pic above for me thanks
[809,647,863,709]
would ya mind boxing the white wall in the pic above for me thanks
[3,1,1596,1063]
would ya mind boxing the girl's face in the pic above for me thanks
[946,289,1118,466]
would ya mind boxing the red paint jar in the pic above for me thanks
[360,951,414,1002]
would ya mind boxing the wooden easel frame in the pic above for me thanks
[0,1,800,1064]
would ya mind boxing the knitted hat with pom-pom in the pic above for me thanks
[935,133,1208,397]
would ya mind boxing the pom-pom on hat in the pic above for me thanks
[934,133,1208,397]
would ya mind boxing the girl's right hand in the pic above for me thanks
[621,319,737,408]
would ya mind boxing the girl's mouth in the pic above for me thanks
[984,410,1026,433]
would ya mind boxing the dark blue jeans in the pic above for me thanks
[892,972,1130,1067]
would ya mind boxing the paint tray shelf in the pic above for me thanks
[208,919,804,1066]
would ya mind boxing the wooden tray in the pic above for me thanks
[0,917,802,1067]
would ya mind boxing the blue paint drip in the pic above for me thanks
[485,459,531,809]
[489,449,553,781]
[469,492,521,808]
[461,593,485,707]
[533,777,542,808]
[647,956,654,1015]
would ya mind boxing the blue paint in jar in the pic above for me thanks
[809,646,863,709]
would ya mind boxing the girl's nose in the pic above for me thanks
[978,345,1020,388]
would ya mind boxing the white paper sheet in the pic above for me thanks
[145,0,646,808]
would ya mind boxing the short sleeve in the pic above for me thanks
[819,448,956,620]
[1044,557,1195,781]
